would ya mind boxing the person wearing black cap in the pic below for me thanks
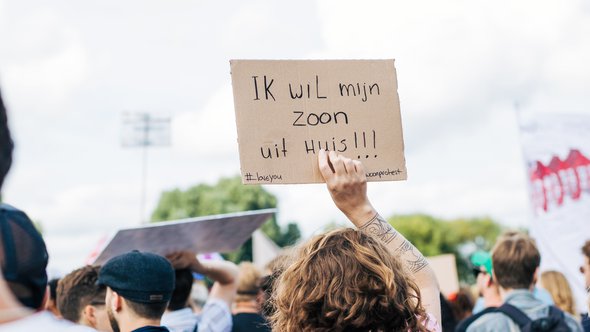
[98,250,175,332]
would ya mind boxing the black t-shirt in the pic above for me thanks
[232,313,271,332]
[131,326,170,332]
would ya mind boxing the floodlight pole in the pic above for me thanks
[122,112,170,225]
[139,113,150,224]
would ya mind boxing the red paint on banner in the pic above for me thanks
[529,149,590,214]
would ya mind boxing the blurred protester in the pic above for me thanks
[456,252,501,332]
[580,240,590,331]
[448,288,474,322]
[231,262,269,332]
[581,241,590,295]
[269,150,441,331]
[160,268,195,332]
[57,265,112,331]
[97,251,175,332]
[469,251,502,315]
[440,293,457,332]
[46,278,61,317]
[258,253,290,320]
[465,232,581,331]
[0,209,47,309]
[0,206,95,332]
[188,281,208,314]
[163,251,238,332]
[540,270,576,316]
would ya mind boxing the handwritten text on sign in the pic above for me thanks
[230,60,407,184]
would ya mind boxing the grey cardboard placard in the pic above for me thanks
[92,209,275,265]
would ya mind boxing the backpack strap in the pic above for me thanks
[547,306,565,321]
[497,303,533,329]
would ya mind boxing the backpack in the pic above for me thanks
[497,303,572,332]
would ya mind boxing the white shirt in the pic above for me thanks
[161,298,232,332]
[0,311,96,331]
[161,308,198,332]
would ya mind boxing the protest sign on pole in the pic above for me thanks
[520,112,590,311]
[92,209,275,265]
[230,60,406,184]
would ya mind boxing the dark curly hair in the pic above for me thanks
[270,228,428,331]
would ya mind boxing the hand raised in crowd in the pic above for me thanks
[318,149,376,227]
[166,250,206,274]
[166,250,239,307]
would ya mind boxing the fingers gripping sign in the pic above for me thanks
[318,149,376,227]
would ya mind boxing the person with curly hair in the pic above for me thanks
[270,150,441,331]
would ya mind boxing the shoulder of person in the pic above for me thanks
[562,311,584,332]
[0,312,96,332]
[465,311,517,332]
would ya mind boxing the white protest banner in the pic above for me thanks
[91,209,275,265]
[520,113,590,311]
[230,60,406,184]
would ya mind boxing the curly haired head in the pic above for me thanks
[270,228,427,332]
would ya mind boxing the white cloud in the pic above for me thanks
[0,6,88,112]
[172,84,238,157]
[31,182,139,273]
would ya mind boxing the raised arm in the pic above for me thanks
[318,149,441,324]
[166,251,239,307]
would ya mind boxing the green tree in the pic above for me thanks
[388,214,502,282]
[151,176,301,263]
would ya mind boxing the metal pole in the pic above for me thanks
[122,112,169,224]
[139,113,149,224]
[140,143,148,223]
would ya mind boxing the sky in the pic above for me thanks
[1,0,589,275]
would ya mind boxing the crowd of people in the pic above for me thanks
[1,87,590,332]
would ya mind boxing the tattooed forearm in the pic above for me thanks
[408,256,429,273]
[360,215,429,274]
[359,214,398,244]
[395,239,429,273]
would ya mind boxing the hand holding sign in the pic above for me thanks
[230,60,407,184]
[318,149,376,226]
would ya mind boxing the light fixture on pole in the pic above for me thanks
[121,112,171,224]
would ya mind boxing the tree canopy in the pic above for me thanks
[151,176,300,262]
[388,214,502,282]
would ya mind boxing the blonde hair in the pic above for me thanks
[540,270,576,316]
[270,228,427,332]
[236,262,262,302]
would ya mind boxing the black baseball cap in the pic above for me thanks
[0,203,49,309]
[98,250,175,303]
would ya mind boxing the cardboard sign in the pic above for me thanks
[230,60,407,184]
[427,254,460,297]
[92,209,275,265]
